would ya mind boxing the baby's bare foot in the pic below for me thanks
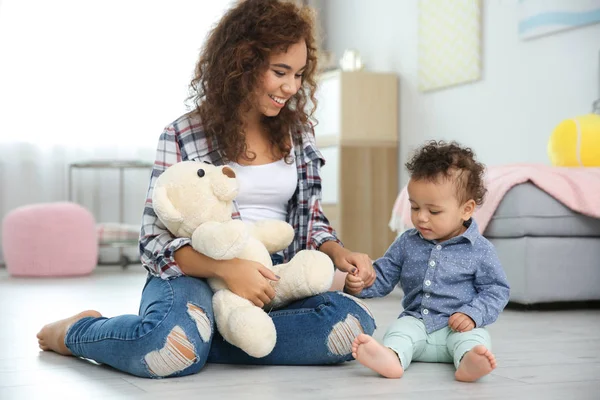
[37,310,102,356]
[455,345,497,382]
[351,333,404,379]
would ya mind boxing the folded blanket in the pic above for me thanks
[97,223,140,244]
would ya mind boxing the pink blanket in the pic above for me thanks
[389,164,600,234]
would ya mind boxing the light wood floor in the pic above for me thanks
[1,266,598,399]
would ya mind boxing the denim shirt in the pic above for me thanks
[358,219,510,333]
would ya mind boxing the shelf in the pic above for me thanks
[99,240,139,248]
[70,160,153,169]
[315,71,399,259]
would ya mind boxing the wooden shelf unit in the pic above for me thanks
[314,70,399,259]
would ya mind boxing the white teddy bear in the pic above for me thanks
[152,161,335,358]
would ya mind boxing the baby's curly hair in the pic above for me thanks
[405,140,487,205]
[189,0,319,163]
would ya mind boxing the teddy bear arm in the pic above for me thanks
[250,220,295,253]
[192,220,249,260]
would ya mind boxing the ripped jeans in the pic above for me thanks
[64,257,376,378]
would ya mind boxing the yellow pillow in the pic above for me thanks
[548,114,600,167]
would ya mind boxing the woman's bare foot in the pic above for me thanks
[351,334,404,379]
[455,345,497,382]
[37,310,102,356]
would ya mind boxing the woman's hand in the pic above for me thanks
[174,246,279,307]
[219,258,279,307]
[319,242,376,288]
[334,248,376,288]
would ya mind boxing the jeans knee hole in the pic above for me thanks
[186,303,212,342]
[144,326,197,377]
[327,314,363,356]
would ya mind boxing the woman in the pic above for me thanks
[37,0,376,378]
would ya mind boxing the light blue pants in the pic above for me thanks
[383,316,491,370]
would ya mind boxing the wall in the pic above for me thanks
[322,0,600,185]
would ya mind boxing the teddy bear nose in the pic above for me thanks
[222,166,236,178]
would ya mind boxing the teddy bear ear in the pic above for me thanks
[152,186,183,229]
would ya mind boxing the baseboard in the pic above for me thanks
[507,300,600,311]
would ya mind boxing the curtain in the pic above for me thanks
[0,0,234,263]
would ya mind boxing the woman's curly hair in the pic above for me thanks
[189,0,319,163]
[405,140,487,205]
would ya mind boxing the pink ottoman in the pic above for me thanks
[2,202,98,277]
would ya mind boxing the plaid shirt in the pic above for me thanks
[139,113,341,279]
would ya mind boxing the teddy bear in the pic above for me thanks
[151,160,335,358]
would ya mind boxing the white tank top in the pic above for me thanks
[228,157,298,224]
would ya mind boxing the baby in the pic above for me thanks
[346,140,510,382]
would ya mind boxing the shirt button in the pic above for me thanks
[423,309,429,315]
[429,260,436,267]
[425,280,431,286]
[425,293,431,298]
[436,245,442,250]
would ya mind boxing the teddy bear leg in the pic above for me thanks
[269,250,334,308]
[212,289,276,358]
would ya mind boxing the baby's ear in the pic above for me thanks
[462,199,476,219]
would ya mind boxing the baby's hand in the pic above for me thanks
[344,272,364,296]
[448,312,475,332]
[354,256,376,288]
